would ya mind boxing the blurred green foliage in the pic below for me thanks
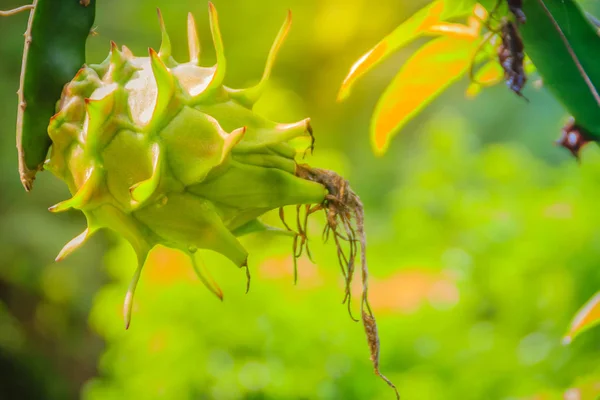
[0,0,599,399]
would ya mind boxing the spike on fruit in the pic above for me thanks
[204,2,226,94]
[49,167,102,213]
[124,252,148,329]
[109,41,121,62]
[122,45,134,59]
[148,48,176,127]
[55,228,97,261]
[157,9,172,61]
[227,10,292,107]
[220,126,246,163]
[130,142,163,206]
[190,252,224,300]
[187,12,201,64]
[105,41,139,84]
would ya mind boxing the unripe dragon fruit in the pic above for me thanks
[46,5,327,325]
[14,3,397,397]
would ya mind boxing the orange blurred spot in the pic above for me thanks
[259,255,323,289]
[351,269,459,314]
[543,203,573,220]
[145,246,196,285]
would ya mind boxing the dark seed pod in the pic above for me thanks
[498,20,528,99]
[507,0,526,24]
[556,118,592,159]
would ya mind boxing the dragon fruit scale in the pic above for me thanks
[45,4,327,328]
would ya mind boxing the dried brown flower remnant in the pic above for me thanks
[291,164,400,399]
[507,0,526,24]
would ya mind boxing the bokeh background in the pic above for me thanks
[1,0,600,399]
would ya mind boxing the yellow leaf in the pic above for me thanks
[563,291,600,344]
[371,36,479,155]
[338,3,488,102]
[426,4,488,39]
[337,0,447,101]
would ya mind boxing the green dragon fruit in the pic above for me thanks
[47,4,323,322]
[43,3,398,397]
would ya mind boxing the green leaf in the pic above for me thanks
[520,0,600,138]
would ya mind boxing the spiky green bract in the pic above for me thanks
[46,5,325,328]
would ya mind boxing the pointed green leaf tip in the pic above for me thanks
[55,227,96,262]
[157,8,172,61]
[148,48,176,128]
[47,3,327,330]
[129,142,163,207]
[124,253,147,330]
[187,12,201,63]
[205,2,226,94]
[48,167,103,213]
[190,252,224,301]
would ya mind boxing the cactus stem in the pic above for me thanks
[156,8,172,61]
[226,10,292,107]
[0,4,34,16]
[189,251,224,300]
[187,12,201,64]
[16,0,38,191]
